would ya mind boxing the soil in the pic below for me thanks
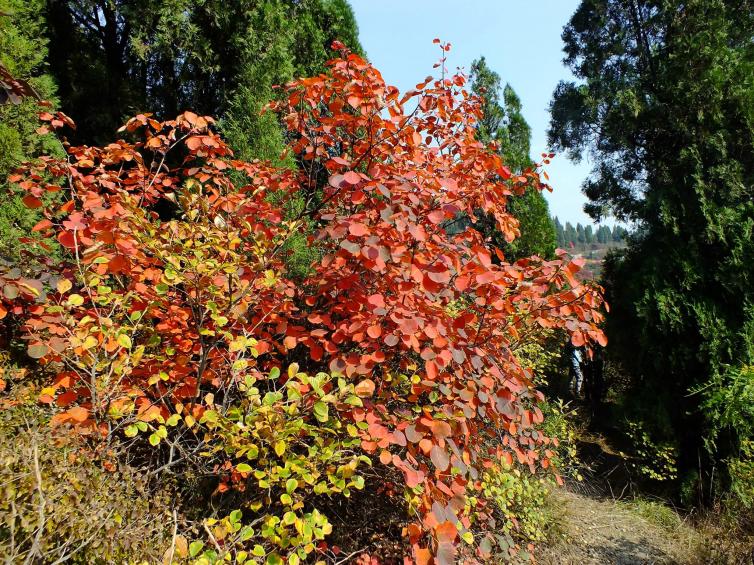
[539,489,703,565]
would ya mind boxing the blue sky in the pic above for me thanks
[349,0,596,226]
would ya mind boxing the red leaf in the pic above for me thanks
[22,195,43,209]
[57,231,76,249]
[343,171,361,185]
[430,445,450,472]
[348,223,369,237]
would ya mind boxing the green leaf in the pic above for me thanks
[189,540,204,557]
[252,545,265,557]
[286,478,298,494]
[148,433,160,446]
[27,344,48,359]
[117,334,132,349]
[237,463,252,473]
[124,424,138,437]
[67,293,84,306]
[239,526,254,541]
[200,410,218,424]
[266,554,283,565]
[313,401,329,423]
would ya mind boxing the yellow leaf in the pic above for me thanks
[117,334,132,349]
[67,294,84,307]
[174,535,188,558]
[82,335,98,350]
[274,440,286,457]
[56,279,72,294]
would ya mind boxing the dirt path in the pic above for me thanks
[539,489,703,565]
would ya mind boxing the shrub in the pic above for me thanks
[0,394,173,563]
[1,43,605,563]
[624,420,678,483]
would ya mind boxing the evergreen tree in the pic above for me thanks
[550,0,754,498]
[576,222,586,244]
[553,216,566,247]
[470,57,556,259]
[596,225,609,244]
[584,224,594,244]
[44,0,363,159]
[0,0,61,261]
[564,221,577,247]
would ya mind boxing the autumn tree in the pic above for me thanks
[2,44,605,563]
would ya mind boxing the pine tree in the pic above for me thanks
[584,224,594,244]
[0,0,60,261]
[550,0,754,496]
[470,57,556,259]
[44,0,363,159]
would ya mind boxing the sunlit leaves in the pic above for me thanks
[0,40,610,564]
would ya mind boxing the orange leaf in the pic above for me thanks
[430,445,450,472]
[186,136,202,150]
[22,195,43,209]
[32,218,53,232]
[343,171,361,184]
[348,223,369,237]
[67,406,89,423]
[415,547,433,565]
[354,379,375,398]
[435,520,458,543]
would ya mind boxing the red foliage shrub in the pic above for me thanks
[2,43,605,563]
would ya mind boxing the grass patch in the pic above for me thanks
[620,498,683,532]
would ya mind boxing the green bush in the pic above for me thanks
[481,464,555,546]
[728,440,754,510]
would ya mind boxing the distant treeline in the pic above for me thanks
[553,217,628,248]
